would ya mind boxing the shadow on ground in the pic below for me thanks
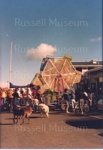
[98,133,103,137]
[5,116,39,121]
[66,119,103,129]
[0,122,14,125]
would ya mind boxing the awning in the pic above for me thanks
[9,82,28,88]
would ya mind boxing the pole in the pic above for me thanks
[9,41,13,83]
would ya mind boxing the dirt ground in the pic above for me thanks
[0,111,103,149]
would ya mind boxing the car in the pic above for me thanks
[97,99,103,111]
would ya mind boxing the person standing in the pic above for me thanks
[36,86,42,103]
[62,88,70,114]
[7,89,14,112]
[0,89,2,112]
[12,88,20,105]
[1,89,6,104]
[71,90,76,113]
[33,96,39,112]
[32,87,37,98]
[78,89,85,115]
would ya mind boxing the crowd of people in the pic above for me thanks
[0,86,42,112]
[61,88,100,114]
[0,85,100,114]
[61,88,92,115]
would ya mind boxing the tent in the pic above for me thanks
[9,82,28,88]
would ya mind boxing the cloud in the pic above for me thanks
[90,36,102,42]
[26,43,56,60]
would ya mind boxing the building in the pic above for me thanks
[72,59,102,74]
[84,67,103,95]
[73,60,103,95]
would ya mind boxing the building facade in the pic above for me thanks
[73,60,103,97]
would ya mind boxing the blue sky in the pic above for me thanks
[0,0,102,87]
